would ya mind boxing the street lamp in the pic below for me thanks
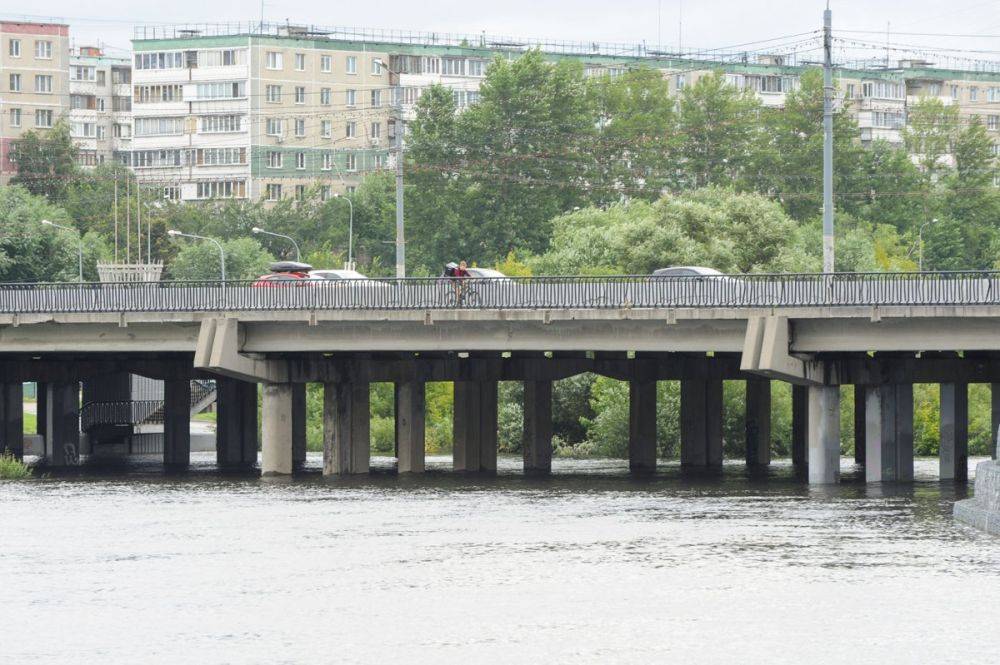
[41,220,83,283]
[167,230,226,281]
[251,227,301,262]
[332,193,354,270]
[373,57,405,278]
[918,218,938,272]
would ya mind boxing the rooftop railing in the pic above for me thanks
[0,272,998,315]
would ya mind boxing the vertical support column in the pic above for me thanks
[216,377,258,469]
[939,382,968,482]
[395,380,425,474]
[261,383,294,476]
[162,378,191,469]
[45,382,80,467]
[0,382,24,459]
[453,380,498,474]
[792,384,808,469]
[523,380,553,476]
[853,385,866,466]
[681,379,723,468]
[292,383,307,469]
[807,385,841,484]
[992,383,1000,460]
[628,379,657,473]
[745,378,771,467]
[36,382,47,437]
[865,384,914,483]
[323,380,370,475]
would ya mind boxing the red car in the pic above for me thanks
[252,261,315,287]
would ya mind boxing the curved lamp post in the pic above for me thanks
[41,219,83,283]
[168,230,226,281]
[332,193,354,270]
[251,227,301,262]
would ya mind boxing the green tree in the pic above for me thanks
[11,121,78,202]
[903,97,960,181]
[0,185,81,281]
[167,237,274,281]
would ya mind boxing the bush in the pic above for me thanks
[0,451,31,479]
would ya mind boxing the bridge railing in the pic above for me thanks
[0,271,998,313]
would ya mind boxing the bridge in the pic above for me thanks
[3,271,1000,484]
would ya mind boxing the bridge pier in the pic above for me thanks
[162,378,191,469]
[261,383,295,476]
[792,385,808,470]
[939,382,968,481]
[216,377,258,469]
[865,384,914,483]
[853,385,866,467]
[992,384,1000,461]
[45,382,80,467]
[323,380,370,475]
[523,379,553,476]
[453,380,498,473]
[807,385,841,484]
[0,382,23,459]
[395,380,425,473]
[292,383,307,469]
[681,378,723,468]
[629,379,657,473]
[745,378,771,467]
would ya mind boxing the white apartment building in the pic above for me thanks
[69,46,132,167]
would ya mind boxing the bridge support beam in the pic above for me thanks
[629,379,657,473]
[523,380,553,476]
[323,381,370,475]
[939,382,968,482]
[745,378,771,467]
[453,380,498,473]
[792,385,808,470]
[865,384,914,483]
[45,382,80,467]
[292,383,307,469]
[261,383,295,476]
[216,377,258,469]
[395,381,425,474]
[0,382,24,459]
[163,378,191,469]
[808,385,841,484]
[853,385,866,466]
[681,378,723,468]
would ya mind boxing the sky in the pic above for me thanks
[1,0,998,67]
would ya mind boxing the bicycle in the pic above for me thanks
[442,278,482,307]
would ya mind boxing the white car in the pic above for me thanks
[651,266,725,278]
[309,269,371,281]
[465,267,510,280]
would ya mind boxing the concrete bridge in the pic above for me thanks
[3,272,1000,484]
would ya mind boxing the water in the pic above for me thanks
[2,455,998,665]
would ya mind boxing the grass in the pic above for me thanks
[23,412,36,434]
[193,412,217,423]
[0,451,32,479]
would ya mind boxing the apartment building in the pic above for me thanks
[69,46,132,167]
[0,21,70,183]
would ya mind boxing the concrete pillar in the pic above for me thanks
[939,382,969,482]
[992,383,1000,460]
[523,380,553,476]
[865,384,914,483]
[323,381,370,475]
[162,378,191,468]
[792,384,808,468]
[45,382,80,467]
[292,383,307,469]
[628,379,657,473]
[0,382,24,459]
[681,378,723,468]
[745,378,771,467]
[216,377,258,468]
[395,381,425,473]
[36,382,47,437]
[453,380,498,473]
[853,385,866,466]
[807,385,841,484]
[261,383,294,476]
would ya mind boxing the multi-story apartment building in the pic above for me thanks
[0,21,70,184]
[69,46,132,167]
[129,24,1000,203]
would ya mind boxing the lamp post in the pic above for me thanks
[251,227,301,262]
[167,230,226,281]
[918,218,938,272]
[41,220,83,283]
[373,57,405,278]
[333,193,354,270]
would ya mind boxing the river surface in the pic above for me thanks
[2,454,998,665]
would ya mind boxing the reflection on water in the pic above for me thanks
[2,455,998,665]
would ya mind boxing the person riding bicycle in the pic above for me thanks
[443,260,470,304]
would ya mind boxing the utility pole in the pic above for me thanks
[822,4,835,273]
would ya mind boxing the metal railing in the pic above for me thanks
[1,272,999,315]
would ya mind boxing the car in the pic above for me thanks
[651,266,725,278]
[253,261,314,287]
[308,269,370,281]
[464,267,509,280]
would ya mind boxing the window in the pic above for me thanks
[988,115,1000,131]
[196,180,246,199]
[370,121,381,138]
[371,89,381,107]
[468,59,484,77]
[9,39,20,57]
[371,58,383,75]
[134,117,184,136]
[9,73,20,92]
[35,75,53,93]
[200,115,243,133]
[266,85,282,102]
[346,121,356,138]
[294,53,305,70]
[321,120,332,137]
[35,109,53,128]
[267,184,282,201]
[10,108,21,127]
[320,88,331,105]
[267,151,283,168]
[197,147,246,165]
[296,152,305,169]
[196,49,243,67]
[926,83,942,97]
[195,81,246,100]
[347,185,356,195]
[295,118,305,137]
[96,71,106,86]
[34,40,52,59]
[97,98,105,112]
[113,123,130,138]
[266,118,283,136]
[442,57,465,76]
[295,86,305,104]
[134,51,183,70]
[70,66,96,81]
[295,185,306,200]
[112,67,131,84]
[266,52,283,69]
[132,149,183,168]
[346,56,357,74]
[322,154,333,170]
[320,186,331,201]
[845,83,855,98]
[951,85,960,100]
[675,74,686,91]
[346,89,356,106]
[346,154,357,171]
[71,94,96,110]
[872,111,905,129]
[112,96,132,112]
[321,55,332,72]
[989,87,1000,103]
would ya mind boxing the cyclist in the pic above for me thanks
[443,260,470,304]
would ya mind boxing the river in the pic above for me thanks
[2,454,998,664]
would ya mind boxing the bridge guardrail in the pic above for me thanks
[0,272,999,313]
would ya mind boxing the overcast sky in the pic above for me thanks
[2,0,998,64]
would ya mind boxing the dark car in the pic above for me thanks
[253,261,315,287]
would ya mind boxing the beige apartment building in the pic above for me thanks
[69,46,132,167]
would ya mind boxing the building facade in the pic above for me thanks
[69,46,132,167]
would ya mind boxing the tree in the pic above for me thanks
[11,121,78,202]
[167,237,274,281]
[903,97,960,181]
[0,185,81,281]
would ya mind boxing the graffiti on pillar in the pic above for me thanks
[63,443,79,465]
